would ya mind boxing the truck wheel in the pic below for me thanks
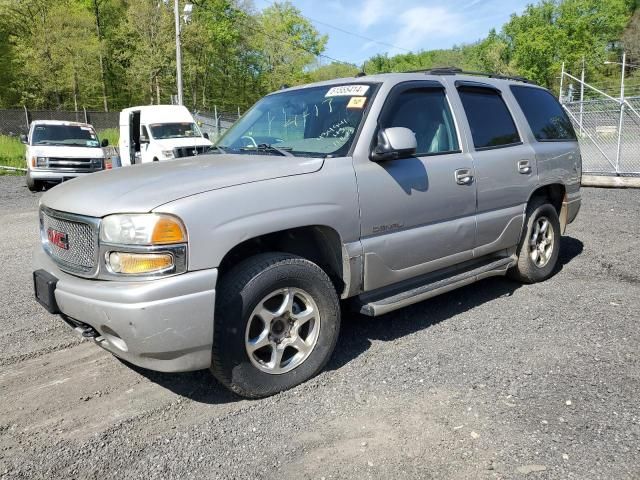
[509,198,561,284]
[26,173,42,192]
[211,253,340,398]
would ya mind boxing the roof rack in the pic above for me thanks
[406,66,535,85]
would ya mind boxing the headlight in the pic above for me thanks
[161,150,175,159]
[100,214,187,245]
[35,156,48,168]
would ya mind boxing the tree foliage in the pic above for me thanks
[0,0,637,111]
[0,0,326,111]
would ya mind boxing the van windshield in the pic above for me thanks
[217,84,376,157]
[149,122,202,139]
[31,124,100,148]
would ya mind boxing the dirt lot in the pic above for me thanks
[0,176,639,479]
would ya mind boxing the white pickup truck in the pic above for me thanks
[21,120,108,192]
[118,105,212,166]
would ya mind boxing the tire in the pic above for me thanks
[26,173,42,192]
[509,198,561,284]
[210,253,340,398]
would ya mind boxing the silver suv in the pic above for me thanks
[33,70,582,398]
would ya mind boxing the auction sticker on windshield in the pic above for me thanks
[347,97,367,109]
[325,85,370,97]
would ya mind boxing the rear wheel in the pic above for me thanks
[509,198,561,283]
[210,253,340,398]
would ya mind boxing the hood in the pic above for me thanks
[152,137,212,149]
[29,145,105,158]
[41,153,324,218]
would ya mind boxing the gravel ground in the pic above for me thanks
[0,175,639,480]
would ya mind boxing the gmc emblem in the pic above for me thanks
[47,228,69,250]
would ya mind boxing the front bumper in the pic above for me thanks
[29,170,98,181]
[34,249,217,372]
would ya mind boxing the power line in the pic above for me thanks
[257,0,412,54]
[191,1,359,68]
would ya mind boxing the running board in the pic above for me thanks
[356,256,516,317]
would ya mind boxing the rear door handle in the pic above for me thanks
[454,168,474,185]
[518,160,532,174]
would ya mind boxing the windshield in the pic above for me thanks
[31,124,100,148]
[149,122,202,139]
[217,84,376,157]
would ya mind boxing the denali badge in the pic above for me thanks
[47,228,69,250]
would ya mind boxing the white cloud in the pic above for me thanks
[393,6,461,51]
[361,0,386,28]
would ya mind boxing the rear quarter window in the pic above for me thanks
[510,85,576,141]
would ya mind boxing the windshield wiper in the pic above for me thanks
[240,144,293,157]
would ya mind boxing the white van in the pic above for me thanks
[119,105,213,166]
[21,120,108,191]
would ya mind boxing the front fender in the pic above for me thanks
[154,157,361,272]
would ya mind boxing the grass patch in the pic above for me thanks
[0,135,26,176]
[99,128,119,147]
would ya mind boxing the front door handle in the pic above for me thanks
[455,168,474,185]
[518,160,532,174]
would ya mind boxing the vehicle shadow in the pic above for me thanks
[131,236,583,404]
[326,235,584,372]
[126,363,239,405]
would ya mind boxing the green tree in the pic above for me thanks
[252,2,327,92]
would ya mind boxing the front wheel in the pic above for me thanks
[210,253,340,398]
[26,172,43,192]
[509,199,561,283]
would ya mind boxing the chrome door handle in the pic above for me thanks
[518,160,532,174]
[455,168,474,185]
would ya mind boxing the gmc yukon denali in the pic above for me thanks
[33,70,582,398]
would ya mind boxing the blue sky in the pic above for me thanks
[256,0,532,66]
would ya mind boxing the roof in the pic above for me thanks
[273,69,545,95]
[120,104,190,114]
[31,120,94,128]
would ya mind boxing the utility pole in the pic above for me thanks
[579,57,585,135]
[174,0,184,105]
[559,62,565,103]
[615,51,626,175]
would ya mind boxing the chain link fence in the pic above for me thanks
[563,98,640,176]
[0,107,240,138]
[561,68,640,177]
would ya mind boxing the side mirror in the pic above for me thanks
[19,134,28,144]
[101,139,109,147]
[139,134,150,144]
[371,127,417,162]
[202,132,209,140]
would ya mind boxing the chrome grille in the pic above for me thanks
[41,208,99,274]
[47,158,103,172]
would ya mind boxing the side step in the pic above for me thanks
[356,256,516,317]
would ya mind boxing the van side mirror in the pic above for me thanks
[139,134,150,144]
[101,139,109,147]
[19,134,28,144]
[371,127,417,162]
[202,132,209,140]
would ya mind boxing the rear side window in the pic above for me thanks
[458,87,520,150]
[510,86,576,141]
[380,88,459,155]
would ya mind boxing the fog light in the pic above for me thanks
[107,252,174,274]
